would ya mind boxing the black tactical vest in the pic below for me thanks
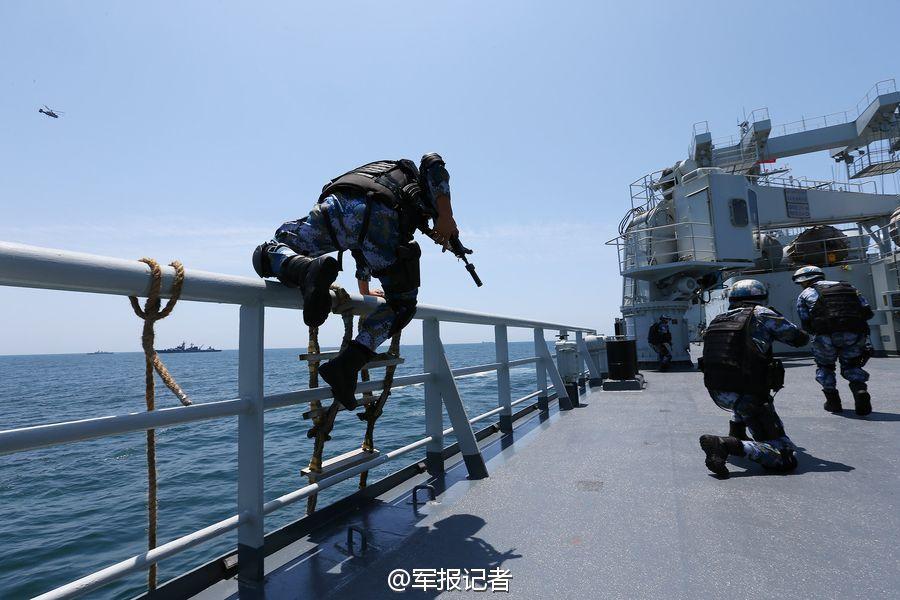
[809,282,869,334]
[319,159,422,211]
[700,307,772,395]
[648,323,669,344]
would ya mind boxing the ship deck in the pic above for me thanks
[195,353,899,599]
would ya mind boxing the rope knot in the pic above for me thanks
[128,257,192,592]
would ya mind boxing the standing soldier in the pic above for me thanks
[697,280,810,478]
[252,154,458,410]
[647,315,673,370]
[792,266,875,415]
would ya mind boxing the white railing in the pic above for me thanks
[855,79,897,117]
[747,173,878,194]
[770,79,897,139]
[0,241,598,600]
[606,221,718,275]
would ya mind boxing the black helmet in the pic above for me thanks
[728,279,768,305]
[418,152,450,216]
[420,152,445,174]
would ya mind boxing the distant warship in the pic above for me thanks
[156,342,221,354]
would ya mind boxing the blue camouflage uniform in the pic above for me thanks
[265,176,451,352]
[708,305,806,470]
[796,281,871,391]
[649,321,672,365]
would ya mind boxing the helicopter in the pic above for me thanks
[38,105,63,119]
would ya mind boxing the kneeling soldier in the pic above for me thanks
[647,315,673,371]
[698,279,809,478]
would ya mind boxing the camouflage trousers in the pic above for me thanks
[811,332,869,390]
[711,390,796,470]
[650,343,671,366]
[266,194,418,351]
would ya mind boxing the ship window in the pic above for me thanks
[730,198,749,227]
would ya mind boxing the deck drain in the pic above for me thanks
[575,480,603,492]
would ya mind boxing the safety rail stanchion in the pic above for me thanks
[538,330,573,410]
[534,328,549,412]
[494,325,512,433]
[423,319,488,479]
[423,318,445,475]
[0,242,600,598]
[575,331,602,385]
[237,303,265,597]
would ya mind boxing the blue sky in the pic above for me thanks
[1,1,898,354]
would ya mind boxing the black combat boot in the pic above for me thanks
[728,420,749,441]
[822,389,843,413]
[252,243,339,327]
[252,243,276,278]
[699,435,745,478]
[282,255,340,327]
[849,382,872,416]
[319,341,375,410]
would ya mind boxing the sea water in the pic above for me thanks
[0,342,549,598]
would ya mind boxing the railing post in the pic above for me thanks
[423,319,488,479]
[537,328,574,411]
[575,331,602,386]
[559,329,580,406]
[423,318,445,475]
[237,303,265,598]
[494,325,512,433]
[573,330,586,386]
[534,328,549,412]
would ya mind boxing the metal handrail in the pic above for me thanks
[769,79,897,139]
[746,173,876,194]
[605,221,718,274]
[0,240,596,599]
[855,78,897,117]
[0,241,594,333]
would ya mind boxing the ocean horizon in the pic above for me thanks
[0,341,551,599]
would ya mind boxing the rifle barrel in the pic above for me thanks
[465,261,483,287]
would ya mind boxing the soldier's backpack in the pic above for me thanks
[699,307,778,395]
[809,282,872,334]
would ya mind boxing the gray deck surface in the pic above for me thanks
[207,354,900,599]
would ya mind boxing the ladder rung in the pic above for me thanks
[302,395,378,419]
[364,357,404,369]
[298,353,404,369]
[299,351,340,362]
[301,448,380,482]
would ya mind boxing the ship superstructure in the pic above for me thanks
[608,80,900,363]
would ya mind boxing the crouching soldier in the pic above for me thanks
[647,315,673,370]
[792,266,875,415]
[697,279,810,478]
[252,154,458,411]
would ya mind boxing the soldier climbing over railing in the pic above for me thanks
[252,153,467,412]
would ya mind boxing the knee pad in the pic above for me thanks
[252,243,273,278]
[387,298,418,334]
[842,353,869,369]
[778,450,798,472]
[742,402,786,441]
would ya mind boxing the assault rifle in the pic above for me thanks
[420,226,483,287]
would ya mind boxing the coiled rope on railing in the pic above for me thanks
[128,257,192,592]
